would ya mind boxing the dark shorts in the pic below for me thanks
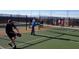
[6,32,16,39]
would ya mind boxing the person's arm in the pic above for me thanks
[12,24,20,33]
[15,27,20,33]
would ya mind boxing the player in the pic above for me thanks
[31,19,36,35]
[5,19,21,49]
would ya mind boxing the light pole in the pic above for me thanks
[38,10,40,30]
[66,10,69,26]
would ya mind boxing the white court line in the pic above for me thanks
[17,37,45,46]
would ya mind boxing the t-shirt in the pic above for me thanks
[32,20,36,27]
[5,23,16,33]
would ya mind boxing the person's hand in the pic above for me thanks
[16,33,22,37]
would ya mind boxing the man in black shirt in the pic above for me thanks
[5,19,20,49]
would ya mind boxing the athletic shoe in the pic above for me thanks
[13,45,16,49]
[8,43,12,47]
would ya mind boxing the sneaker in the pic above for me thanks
[13,45,16,49]
[8,43,12,47]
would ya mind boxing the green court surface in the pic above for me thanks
[0,27,79,49]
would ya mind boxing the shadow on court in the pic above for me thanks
[17,34,79,49]
[0,37,31,45]
[48,30,79,37]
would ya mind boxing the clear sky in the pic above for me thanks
[0,10,79,18]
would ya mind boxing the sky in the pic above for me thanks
[0,10,79,18]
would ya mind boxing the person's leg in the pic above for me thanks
[7,34,13,47]
[8,37,16,48]
[7,32,16,48]
[11,37,16,46]
[31,26,35,35]
[33,27,35,35]
[31,27,33,35]
[11,36,16,49]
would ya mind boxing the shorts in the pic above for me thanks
[6,31,16,39]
